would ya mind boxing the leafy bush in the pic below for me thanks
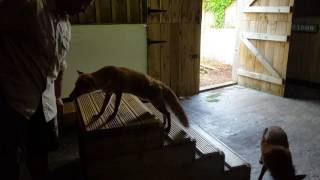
[203,0,233,28]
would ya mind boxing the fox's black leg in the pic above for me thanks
[93,93,112,119]
[162,114,167,127]
[258,165,267,180]
[106,92,122,122]
[259,156,263,164]
[150,98,171,133]
[164,113,171,133]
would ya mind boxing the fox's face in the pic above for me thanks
[69,71,97,99]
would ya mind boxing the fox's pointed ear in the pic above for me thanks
[295,175,306,180]
[77,70,84,75]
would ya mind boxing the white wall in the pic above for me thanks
[62,24,147,97]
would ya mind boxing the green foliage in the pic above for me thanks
[203,0,233,28]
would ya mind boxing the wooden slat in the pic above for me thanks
[79,3,97,24]
[181,0,194,23]
[238,69,283,85]
[289,0,295,6]
[169,24,181,94]
[287,17,320,84]
[243,6,291,13]
[171,0,182,23]
[77,92,156,131]
[160,24,171,86]
[240,37,281,78]
[241,32,288,42]
[111,0,128,23]
[147,24,161,80]
[95,0,101,23]
[99,0,112,23]
[128,0,142,23]
[247,0,257,7]
[160,0,171,23]
[147,0,160,23]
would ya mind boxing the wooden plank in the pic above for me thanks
[128,0,142,23]
[160,24,171,86]
[181,0,194,23]
[232,0,244,82]
[289,0,295,6]
[247,0,257,7]
[69,15,79,24]
[160,0,171,23]
[238,69,283,85]
[240,37,281,78]
[95,0,101,23]
[171,0,182,23]
[147,0,160,23]
[169,24,181,94]
[147,24,161,80]
[241,32,288,42]
[243,6,291,13]
[79,3,97,24]
[192,125,250,170]
[99,0,112,23]
[254,20,268,91]
[192,19,201,93]
[126,0,131,22]
[141,0,148,23]
[285,17,320,83]
[111,0,127,23]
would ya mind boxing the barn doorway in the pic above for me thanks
[200,0,238,91]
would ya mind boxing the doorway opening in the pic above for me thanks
[200,0,238,91]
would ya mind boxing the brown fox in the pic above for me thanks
[258,126,305,180]
[69,66,189,132]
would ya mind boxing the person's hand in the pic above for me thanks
[56,97,64,120]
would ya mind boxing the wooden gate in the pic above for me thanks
[236,0,294,96]
[147,0,202,96]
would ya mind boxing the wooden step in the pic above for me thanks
[191,126,251,180]
[145,102,251,180]
[145,103,226,179]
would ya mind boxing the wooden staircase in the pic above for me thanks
[75,91,251,180]
[146,103,251,180]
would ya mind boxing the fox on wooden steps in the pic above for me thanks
[258,126,306,180]
[69,66,189,132]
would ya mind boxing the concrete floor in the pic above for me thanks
[181,85,320,180]
[45,85,320,180]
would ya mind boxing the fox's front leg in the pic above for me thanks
[93,93,112,119]
[150,97,171,133]
[258,165,267,180]
[106,92,122,122]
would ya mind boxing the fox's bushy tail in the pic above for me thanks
[163,86,189,127]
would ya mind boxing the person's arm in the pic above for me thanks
[55,70,64,119]
[55,70,64,99]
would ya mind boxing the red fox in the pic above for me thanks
[258,126,305,180]
[69,66,189,132]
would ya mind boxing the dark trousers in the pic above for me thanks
[0,97,59,180]
[0,98,27,180]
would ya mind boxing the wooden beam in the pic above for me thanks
[243,6,291,13]
[240,32,289,42]
[95,0,101,23]
[238,69,283,85]
[289,0,295,7]
[240,37,281,78]
[247,0,257,7]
